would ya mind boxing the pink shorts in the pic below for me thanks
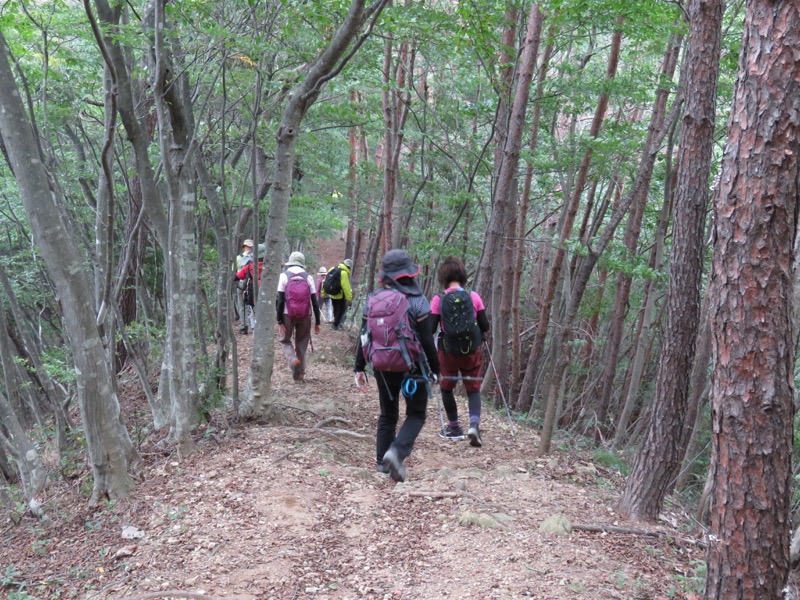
[438,349,483,392]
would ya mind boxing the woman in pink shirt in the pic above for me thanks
[429,256,490,447]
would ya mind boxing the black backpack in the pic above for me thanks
[323,266,343,296]
[242,272,255,306]
[439,289,482,355]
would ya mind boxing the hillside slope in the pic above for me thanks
[1,324,714,600]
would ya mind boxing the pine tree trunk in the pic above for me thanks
[512,38,553,400]
[618,0,722,522]
[475,5,518,302]
[487,4,543,406]
[704,2,800,596]
[674,285,712,492]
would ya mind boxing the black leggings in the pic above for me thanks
[375,371,428,464]
[332,297,348,328]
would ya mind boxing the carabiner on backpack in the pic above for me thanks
[401,375,418,399]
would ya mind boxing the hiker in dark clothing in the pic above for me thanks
[329,258,353,330]
[353,249,440,482]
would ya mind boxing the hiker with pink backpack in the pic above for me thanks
[276,252,321,382]
[353,249,440,482]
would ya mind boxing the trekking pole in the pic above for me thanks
[417,356,446,432]
[484,341,516,437]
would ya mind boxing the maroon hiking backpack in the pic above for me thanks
[362,288,421,372]
[284,270,311,319]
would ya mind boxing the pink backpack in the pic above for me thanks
[362,289,421,372]
[284,270,311,319]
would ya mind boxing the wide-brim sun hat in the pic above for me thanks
[286,251,306,268]
[318,267,327,275]
[257,244,266,259]
[243,239,254,248]
[378,249,422,295]
[343,258,353,269]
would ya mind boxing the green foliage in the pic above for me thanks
[597,238,665,281]
[39,349,77,385]
[592,447,630,476]
[668,559,706,597]
[1,564,22,588]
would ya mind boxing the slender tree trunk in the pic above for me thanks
[0,33,135,504]
[595,33,682,431]
[242,0,389,417]
[512,37,553,400]
[704,3,800,596]
[474,5,518,302]
[380,27,401,253]
[612,172,673,447]
[486,4,543,403]
[150,0,202,455]
[518,24,623,414]
[533,39,684,455]
[674,283,712,492]
[355,130,371,283]
[195,157,233,401]
[388,30,414,249]
[93,0,168,244]
[346,89,361,274]
[618,0,722,522]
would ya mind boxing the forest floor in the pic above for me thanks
[1,321,733,600]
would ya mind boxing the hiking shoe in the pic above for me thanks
[467,424,483,448]
[239,326,248,335]
[381,447,406,483]
[291,358,302,381]
[439,423,465,441]
[375,462,390,475]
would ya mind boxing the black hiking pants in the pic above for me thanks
[375,371,428,465]
[332,297,348,329]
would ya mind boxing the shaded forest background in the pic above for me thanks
[0,0,799,597]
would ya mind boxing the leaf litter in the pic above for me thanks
[4,323,790,600]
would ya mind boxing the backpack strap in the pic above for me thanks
[285,268,307,280]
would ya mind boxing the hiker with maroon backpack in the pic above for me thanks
[276,252,321,382]
[429,256,490,447]
[353,249,440,482]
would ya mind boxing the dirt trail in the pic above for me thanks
[1,322,714,600]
